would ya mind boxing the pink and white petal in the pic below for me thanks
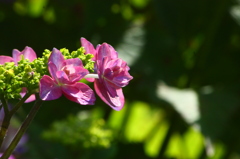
[24,94,36,103]
[94,80,124,111]
[63,65,89,82]
[65,58,83,67]
[48,62,58,80]
[49,48,65,70]
[97,56,109,75]
[71,66,89,81]
[62,83,96,105]
[81,37,96,60]
[0,56,13,65]
[12,49,21,64]
[97,43,111,62]
[105,58,123,68]
[107,44,118,59]
[20,88,36,103]
[112,72,133,87]
[103,80,118,97]
[85,78,95,82]
[97,43,118,63]
[40,75,62,100]
[22,46,37,62]
[55,71,71,84]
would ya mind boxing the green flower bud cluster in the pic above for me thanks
[42,111,113,149]
[0,47,94,100]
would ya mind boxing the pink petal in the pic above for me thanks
[65,58,84,67]
[67,66,89,82]
[20,88,36,103]
[12,49,21,63]
[0,56,13,65]
[55,70,70,84]
[81,37,96,60]
[48,62,58,80]
[62,83,96,105]
[94,79,124,111]
[24,94,36,103]
[97,43,118,62]
[85,78,95,82]
[49,48,65,71]
[97,43,111,62]
[12,46,37,64]
[22,46,37,62]
[107,44,118,59]
[40,75,62,100]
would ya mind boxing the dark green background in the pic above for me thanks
[1,0,240,158]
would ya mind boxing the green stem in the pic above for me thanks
[0,94,43,159]
[0,95,9,115]
[0,95,10,149]
[9,92,32,116]
[0,93,31,149]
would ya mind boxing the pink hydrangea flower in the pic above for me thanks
[40,48,96,105]
[0,46,37,103]
[81,38,133,110]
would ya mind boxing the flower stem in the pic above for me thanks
[0,94,43,159]
[0,95,10,148]
[9,92,32,116]
[84,74,99,79]
[0,93,31,149]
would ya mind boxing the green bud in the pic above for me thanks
[4,69,14,79]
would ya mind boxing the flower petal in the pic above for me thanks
[40,75,62,100]
[48,62,58,80]
[49,48,65,71]
[55,70,70,84]
[85,77,95,82]
[94,79,124,110]
[104,58,133,87]
[68,66,89,83]
[12,49,21,63]
[62,83,96,105]
[21,46,37,62]
[0,56,13,65]
[81,37,96,60]
[97,43,118,62]
[20,88,36,103]
[12,46,37,64]
[65,58,84,67]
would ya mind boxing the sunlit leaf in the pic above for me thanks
[144,121,169,157]
[124,101,164,142]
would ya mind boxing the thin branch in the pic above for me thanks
[0,94,43,159]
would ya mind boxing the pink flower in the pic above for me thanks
[0,46,37,103]
[40,48,96,105]
[81,38,133,110]
[94,44,133,110]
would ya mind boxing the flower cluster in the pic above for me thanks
[0,38,132,110]
[81,38,133,110]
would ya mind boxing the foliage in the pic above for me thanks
[1,0,240,158]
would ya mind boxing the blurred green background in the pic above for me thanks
[1,0,240,158]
